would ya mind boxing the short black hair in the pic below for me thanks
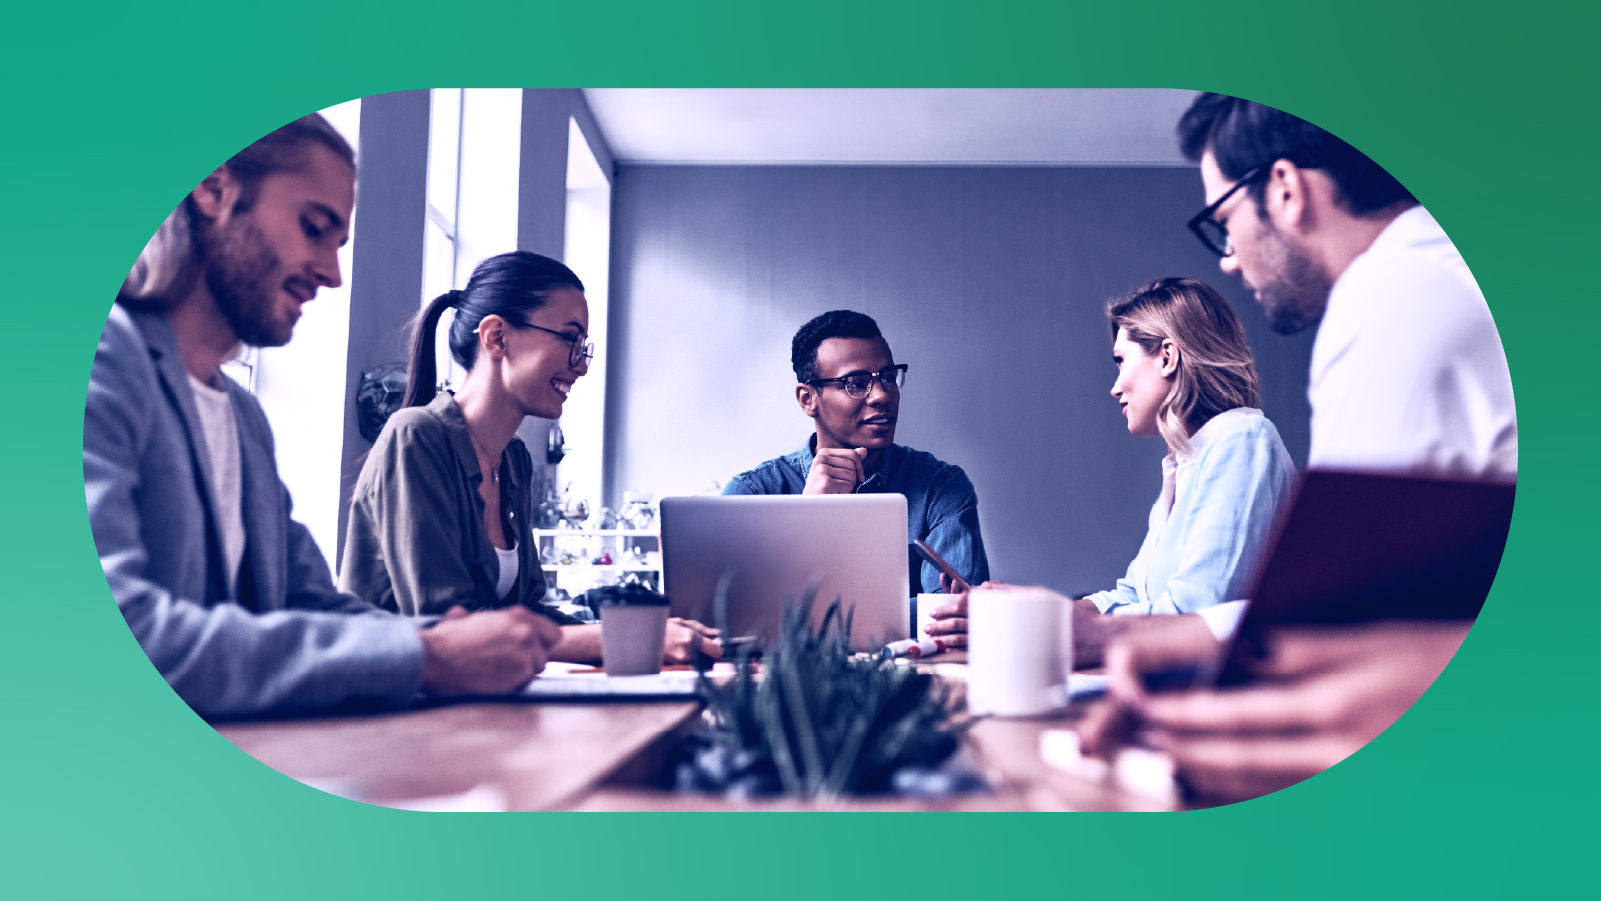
[791,310,883,383]
[1177,93,1415,216]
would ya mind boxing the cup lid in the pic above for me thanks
[590,583,670,607]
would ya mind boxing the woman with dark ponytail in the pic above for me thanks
[340,250,720,666]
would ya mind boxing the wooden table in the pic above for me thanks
[220,702,702,811]
[217,659,1169,812]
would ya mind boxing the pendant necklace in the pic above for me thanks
[464,419,500,486]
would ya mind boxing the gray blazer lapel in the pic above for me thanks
[231,385,286,612]
[135,310,231,604]
[140,314,221,511]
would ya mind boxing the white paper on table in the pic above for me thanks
[520,670,701,698]
[538,661,596,676]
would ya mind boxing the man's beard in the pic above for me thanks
[1253,224,1333,336]
[195,212,293,348]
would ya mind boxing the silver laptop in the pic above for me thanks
[660,495,910,651]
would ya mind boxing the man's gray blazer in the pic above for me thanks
[84,304,425,718]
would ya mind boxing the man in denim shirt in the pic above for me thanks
[723,311,989,594]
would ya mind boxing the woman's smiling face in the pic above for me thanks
[502,287,590,420]
[1110,327,1175,440]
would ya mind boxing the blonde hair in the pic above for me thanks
[118,113,355,308]
[1107,277,1261,455]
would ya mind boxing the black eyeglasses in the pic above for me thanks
[523,323,594,369]
[806,364,908,399]
[1187,163,1270,257]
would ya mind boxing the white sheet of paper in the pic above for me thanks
[521,670,701,698]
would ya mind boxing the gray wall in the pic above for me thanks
[336,89,615,560]
[604,165,1315,595]
[516,89,615,503]
[338,90,431,560]
[519,89,615,258]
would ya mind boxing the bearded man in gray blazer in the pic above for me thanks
[84,113,561,719]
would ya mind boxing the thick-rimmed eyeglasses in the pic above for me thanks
[1187,163,1270,257]
[523,323,595,369]
[806,364,908,399]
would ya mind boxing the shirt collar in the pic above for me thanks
[1333,205,1433,306]
[1171,406,1262,465]
[1360,204,1433,259]
[428,391,493,485]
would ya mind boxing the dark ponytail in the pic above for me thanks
[403,251,585,407]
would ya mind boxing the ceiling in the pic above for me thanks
[582,89,1199,166]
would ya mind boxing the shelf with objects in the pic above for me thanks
[532,490,662,621]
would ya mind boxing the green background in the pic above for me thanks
[2,0,1595,896]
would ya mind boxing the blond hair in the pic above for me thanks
[1107,277,1260,455]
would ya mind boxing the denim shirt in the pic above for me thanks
[1087,408,1297,616]
[723,437,990,593]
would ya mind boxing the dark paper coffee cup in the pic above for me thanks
[594,584,670,676]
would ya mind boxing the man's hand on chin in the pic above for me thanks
[803,447,867,494]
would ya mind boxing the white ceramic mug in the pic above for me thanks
[916,593,949,641]
[966,587,1073,716]
[599,604,669,676]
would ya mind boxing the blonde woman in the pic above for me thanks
[1089,276,1295,616]
[927,277,1296,660]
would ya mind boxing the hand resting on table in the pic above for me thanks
[925,583,1213,667]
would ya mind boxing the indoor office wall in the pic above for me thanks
[335,90,431,564]
[604,165,1315,593]
[516,90,616,511]
[330,88,614,566]
[255,99,361,566]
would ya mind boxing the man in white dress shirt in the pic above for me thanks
[1078,95,1518,804]
[1179,93,1516,479]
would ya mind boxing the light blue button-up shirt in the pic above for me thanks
[1087,408,1297,617]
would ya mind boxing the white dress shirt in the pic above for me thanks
[1307,206,1517,479]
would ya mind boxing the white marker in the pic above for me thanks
[883,638,945,659]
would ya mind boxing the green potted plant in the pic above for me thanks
[676,581,980,798]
